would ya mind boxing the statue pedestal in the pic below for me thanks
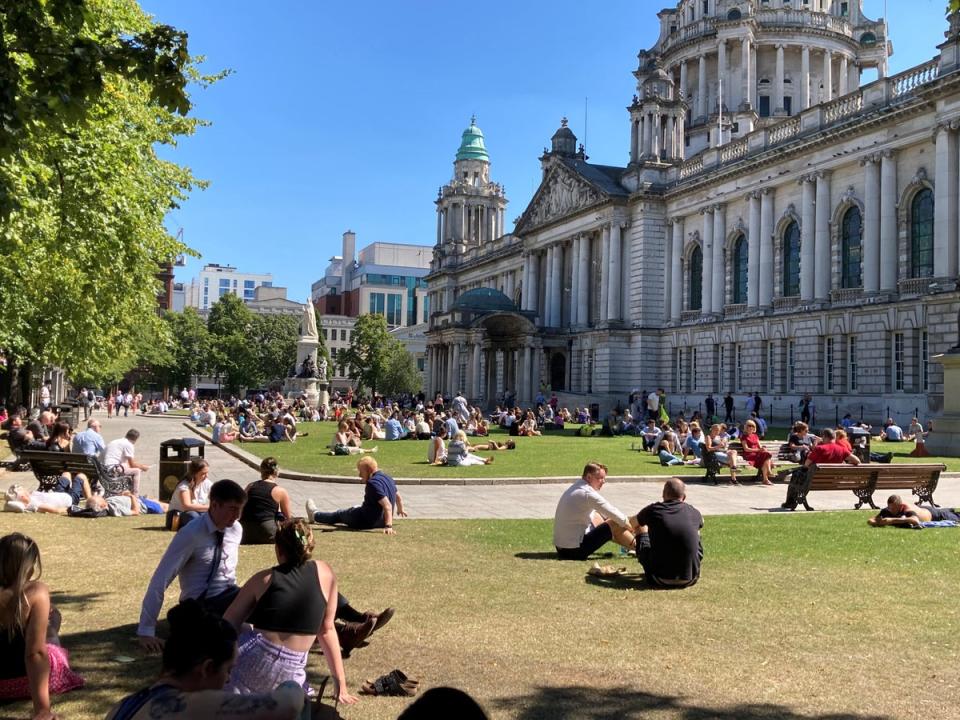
[318,382,330,410]
[926,351,960,457]
[283,377,319,406]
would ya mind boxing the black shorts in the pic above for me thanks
[556,522,613,560]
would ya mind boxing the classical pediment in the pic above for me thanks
[515,164,607,235]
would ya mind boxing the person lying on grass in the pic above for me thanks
[867,494,960,528]
[553,462,635,560]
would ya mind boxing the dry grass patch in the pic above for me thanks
[0,512,957,719]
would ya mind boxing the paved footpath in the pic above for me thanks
[5,411,960,519]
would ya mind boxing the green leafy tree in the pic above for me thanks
[207,294,257,394]
[379,340,421,397]
[0,1,215,392]
[341,313,391,396]
[249,313,299,386]
[164,308,212,390]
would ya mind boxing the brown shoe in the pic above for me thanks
[337,617,376,653]
[363,607,395,634]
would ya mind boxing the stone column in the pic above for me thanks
[800,175,816,301]
[814,171,832,301]
[801,46,811,110]
[839,55,849,96]
[471,343,481,400]
[450,343,460,394]
[671,217,683,321]
[578,233,590,326]
[550,243,563,327]
[697,54,707,119]
[823,49,833,102]
[702,207,715,313]
[570,235,581,326]
[680,60,688,100]
[545,245,555,326]
[504,270,514,304]
[621,226,631,320]
[880,150,898,292]
[425,346,433,397]
[747,191,761,307]
[651,112,661,159]
[717,39,727,112]
[529,251,540,318]
[759,188,774,306]
[712,205,726,313]
[750,42,758,109]
[775,44,785,114]
[600,226,610,323]
[520,254,530,311]
[664,219,673,318]
[607,223,622,321]
[630,119,639,163]
[862,154,881,293]
[642,114,651,157]
[741,37,752,109]
[934,123,959,278]
[522,344,532,403]
[436,208,442,245]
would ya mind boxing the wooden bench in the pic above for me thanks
[16,449,131,496]
[785,463,945,511]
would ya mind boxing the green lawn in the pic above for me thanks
[2,512,958,719]
[232,423,960,479]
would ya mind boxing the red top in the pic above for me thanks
[807,442,851,464]
[741,432,771,466]
[836,438,853,453]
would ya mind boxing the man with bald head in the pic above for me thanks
[306,457,406,535]
[631,478,703,588]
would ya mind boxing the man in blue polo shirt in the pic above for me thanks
[306,457,407,534]
[384,413,407,440]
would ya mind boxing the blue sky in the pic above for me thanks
[143,1,947,302]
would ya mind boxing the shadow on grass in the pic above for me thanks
[50,590,108,610]
[583,573,653,592]
[514,551,621,561]
[496,685,892,720]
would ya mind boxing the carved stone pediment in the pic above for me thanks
[516,165,605,234]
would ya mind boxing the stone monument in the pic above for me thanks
[283,302,329,408]
[926,307,960,457]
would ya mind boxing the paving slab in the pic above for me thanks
[4,410,959,521]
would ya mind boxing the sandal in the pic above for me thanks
[360,669,420,697]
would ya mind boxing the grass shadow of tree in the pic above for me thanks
[495,685,893,720]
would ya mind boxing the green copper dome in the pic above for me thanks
[455,116,489,162]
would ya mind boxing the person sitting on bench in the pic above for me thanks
[867,495,960,528]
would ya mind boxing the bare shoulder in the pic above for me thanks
[24,580,50,601]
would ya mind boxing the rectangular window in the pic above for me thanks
[692,349,699,393]
[243,280,255,289]
[787,340,796,392]
[422,295,430,324]
[848,336,858,392]
[922,330,929,393]
[330,348,337,359]
[735,344,743,393]
[759,96,771,118]
[340,329,346,342]
[893,332,905,391]
[386,294,402,326]
[417,358,425,372]
[219,279,230,289]
[824,337,834,392]
[369,293,385,316]
[784,96,793,116]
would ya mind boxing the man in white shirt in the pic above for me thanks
[102,428,151,494]
[138,479,247,652]
[39,380,52,409]
[553,462,636,560]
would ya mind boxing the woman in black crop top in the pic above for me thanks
[223,519,357,706]
[239,458,292,545]
[0,533,83,719]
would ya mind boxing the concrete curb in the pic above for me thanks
[181,421,960,487]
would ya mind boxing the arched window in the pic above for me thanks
[727,8,742,20]
[911,188,934,278]
[689,246,703,311]
[841,206,863,289]
[732,234,748,304]
[782,221,800,297]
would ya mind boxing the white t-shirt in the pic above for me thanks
[103,438,136,467]
[26,491,73,512]
[647,392,659,412]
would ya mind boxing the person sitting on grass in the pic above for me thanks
[517,410,541,437]
[239,458,292,545]
[447,430,493,466]
[656,431,685,467]
[0,533,84,719]
[212,418,238,444]
[305,457,406,535]
[327,420,377,456]
[167,459,213,531]
[222,519,358,704]
[740,419,774,486]
[553,462,636,560]
[879,418,904,442]
[109,599,306,720]
[641,419,661,452]
[867,495,960,528]
[427,426,448,466]
[630,478,703,589]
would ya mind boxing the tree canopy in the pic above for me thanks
[0,0,214,388]
[341,313,422,397]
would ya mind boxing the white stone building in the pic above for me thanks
[185,263,274,312]
[425,2,960,425]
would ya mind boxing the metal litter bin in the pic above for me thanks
[159,437,205,502]
[589,403,600,423]
[57,403,78,430]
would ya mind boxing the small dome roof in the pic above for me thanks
[456,116,490,162]
[450,287,517,313]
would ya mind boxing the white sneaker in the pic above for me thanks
[305,498,318,519]
[4,500,26,513]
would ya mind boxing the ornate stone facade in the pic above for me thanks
[426,2,960,424]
